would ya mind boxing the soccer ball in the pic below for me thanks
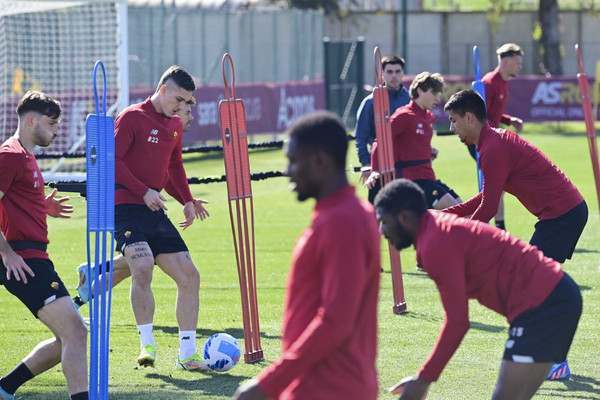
[202,333,241,372]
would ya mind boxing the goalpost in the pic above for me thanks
[0,0,128,179]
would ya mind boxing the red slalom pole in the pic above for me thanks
[575,44,600,212]
[372,46,407,314]
[218,53,264,363]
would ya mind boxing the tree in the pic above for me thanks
[538,0,563,75]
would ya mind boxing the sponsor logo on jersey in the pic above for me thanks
[51,282,60,290]
[416,123,425,135]
[150,129,159,135]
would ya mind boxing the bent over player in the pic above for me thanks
[0,91,88,400]
[376,179,582,400]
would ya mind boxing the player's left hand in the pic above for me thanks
[511,117,524,132]
[45,188,73,218]
[179,199,210,230]
[233,379,271,400]
[431,148,439,161]
[389,375,430,399]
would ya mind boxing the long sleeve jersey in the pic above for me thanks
[415,211,564,382]
[371,100,436,180]
[354,86,410,166]
[257,186,380,400]
[114,98,193,206]
[482,67,513,128]
[0,137,49,260]
[444,124,583,222]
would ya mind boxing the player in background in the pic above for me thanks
[444,89,587,381]
[364,72,462,210]
[355,55,410,203]
[114,66,209,370]
[0,91,89,400]
[469,43,524,231]
[376,179,582,400]
[71,97,207,310]
[234,112,381,400]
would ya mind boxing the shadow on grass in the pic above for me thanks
[382,269,431,278]
[154,325,280,340]
[537,374,600,399]
[574,248,599,254]
[399,312,505,333]
[469,320,505,333]
[145,371,246,398]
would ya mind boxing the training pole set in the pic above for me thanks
[218,53,264,362]
[575,44,600,212]
[85,61,115,400]
[372,46,407,314]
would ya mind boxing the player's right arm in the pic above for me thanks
[0,190,34,283]
[416,238,471,383]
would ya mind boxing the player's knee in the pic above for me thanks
[60,316,88,346]
[130,262,154,285]
[177,265,199,290]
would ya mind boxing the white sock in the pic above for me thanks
[137,323,155,348]
[179,330,196,360]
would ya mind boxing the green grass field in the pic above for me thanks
[1,122,599,399]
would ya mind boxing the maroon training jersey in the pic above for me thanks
[415,211,563,382]
[0,137,49,260]
[371,101,436,180]
[115,98,193,206]
[258,186,380,400]
[482,67,513,128]
[445,124,583,222]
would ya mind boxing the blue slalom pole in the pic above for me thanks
[86,60,115,400]
[472,45,486,192]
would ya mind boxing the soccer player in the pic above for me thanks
[0,91,89,400]
[355,55,410,203]
[234,111,381,400]
[375,179,582,400]
[444,89,587,264]
[364,72,462,210]
[469,43,524,230]
[114,66,209,370]
[72,96,207,309]
[444,89,587,380]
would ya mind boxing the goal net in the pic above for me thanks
[0,0,126,180]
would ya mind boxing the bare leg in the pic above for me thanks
[495,192,506,222]
[32,296,88,395]
[434,193,463,210]
[155,251,200,331]
[94,255,132,294]
[492,360,552,400]
[124,242,156,325]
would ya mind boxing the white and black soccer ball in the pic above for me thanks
[202,333,241,372]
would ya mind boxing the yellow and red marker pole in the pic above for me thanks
[218,53,264,362]
[575,44,600,212]
[372,46,407,314]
